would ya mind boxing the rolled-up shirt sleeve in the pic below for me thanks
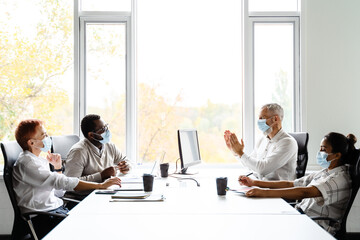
[239,137,297,176]
[294,172,316,187]
[310,174,351,206]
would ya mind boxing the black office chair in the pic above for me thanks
[289,132,309,178]
[312,150,360,239]
[50,135,83,205]
[1,141,67,240]
[51,135,80,160]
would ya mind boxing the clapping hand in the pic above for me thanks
[224,130,245,156]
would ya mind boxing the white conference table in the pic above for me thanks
[69,178,299,216]
[44,169,335,240]
[44,213,333,240]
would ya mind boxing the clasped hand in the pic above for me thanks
[117,160,130,174]
[101,161,130,180]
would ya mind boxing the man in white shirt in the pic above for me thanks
[64,114,132,182]
[224,103,297,180]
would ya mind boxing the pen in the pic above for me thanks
[246,172,253,177]
[225,187,236,192]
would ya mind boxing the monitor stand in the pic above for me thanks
[178,167,198,175]
[171,171,200,187]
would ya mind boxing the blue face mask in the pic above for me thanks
[97,129,111,144]
[316,151,335,169]
[257,119,271,133]
[40,136,52,152]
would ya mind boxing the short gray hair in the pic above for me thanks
[261,103,284,121]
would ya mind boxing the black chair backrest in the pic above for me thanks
[51,135,80,161]
[1,141,23,216]
[1,141,31,239]
[339,150,360,235]
[288,132,309,178]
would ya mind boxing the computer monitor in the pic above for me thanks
[177,129,201,174]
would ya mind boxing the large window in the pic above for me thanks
[76,1,134,159]
[0,0,74,165]
[137,0,243,164]
[249,0,300,12]
[0,0,301,168]
[82,21,127,153]
[243,0,301,149]
[252,19,299,140]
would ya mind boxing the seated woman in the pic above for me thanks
[238,132,357,235]
[12,119,122,238]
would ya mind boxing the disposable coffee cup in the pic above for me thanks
[143,174,154,192]
[160,163,169,178]
[216,177,228,196]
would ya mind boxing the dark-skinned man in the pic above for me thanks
[64,114,132,183]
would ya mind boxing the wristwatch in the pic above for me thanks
[54,166,65,172]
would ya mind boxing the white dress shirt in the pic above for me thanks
[237,128,298,180]
[12,151,79,213]
[295,165,351,235]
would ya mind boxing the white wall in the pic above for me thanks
[302,0,360,232]
[302,0,360,168]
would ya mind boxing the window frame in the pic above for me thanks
[243,0,301,152]
[73,0,301,163]
[74,0,137,161]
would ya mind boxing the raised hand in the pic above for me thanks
[224,130,232,150]
[229,133,244,156]
[46,151,62,169]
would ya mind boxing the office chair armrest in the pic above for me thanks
[288,202,297,207]
[282,198,298,207]
[311,216,340,227]
[22,211,68,220]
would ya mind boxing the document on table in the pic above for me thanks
[120,176,143,184]
[110,194,165,202]
[108,175,144,191]
[111,191,150,199]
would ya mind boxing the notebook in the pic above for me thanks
[110,194,165,202]
[111,191,150,199]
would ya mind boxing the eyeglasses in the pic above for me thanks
[94,124,109,134]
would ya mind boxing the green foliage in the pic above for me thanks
[0,0,73,142]
[0,0,242,167]
[0,0,74,165]
[137,85,241,164]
